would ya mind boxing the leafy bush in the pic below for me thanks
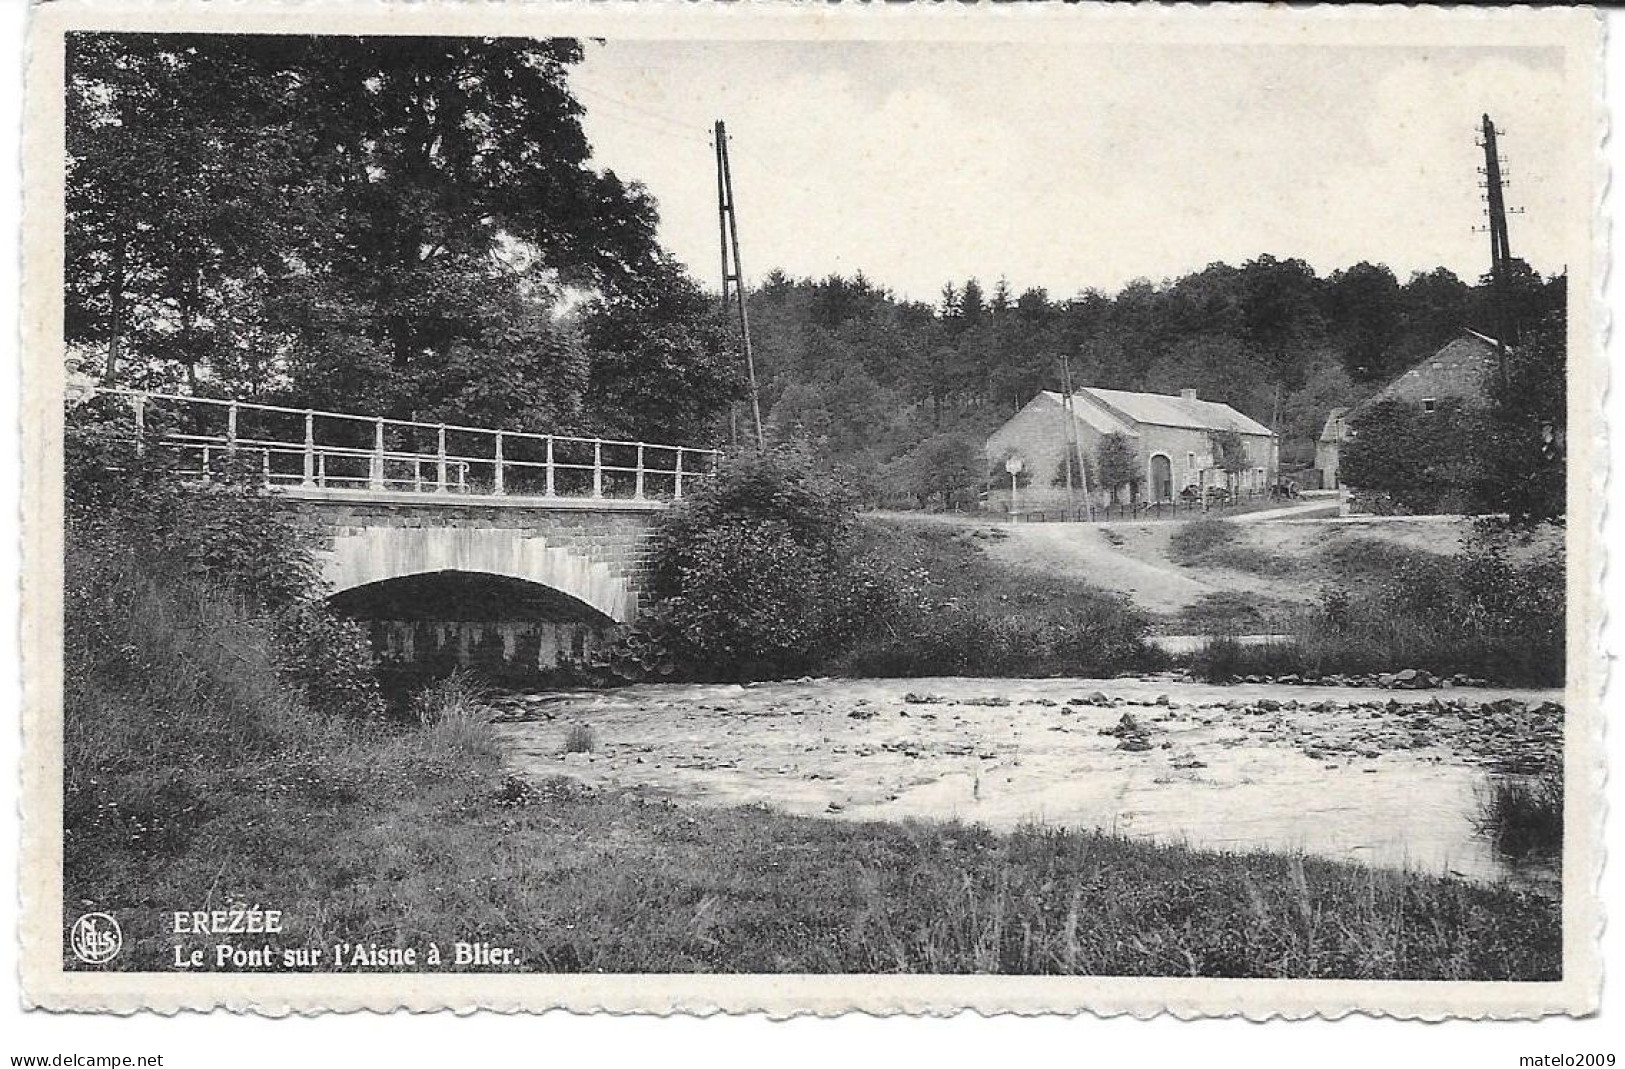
[647,446,908,680]
[1341,398,1494,515]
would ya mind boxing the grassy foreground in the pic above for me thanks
[63,544,1559,979]
[68,698,1559,978]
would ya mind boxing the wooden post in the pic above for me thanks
[545,437,556,497]
[131,394,146,457]
[260,448,271,487]
[370,417,385,490]
[634,443,646,499]
[226,401,239,456]
[302,411,315,486]
[436,424,448,492]
[200,445,211,483]
[493,431,505,495]
[413,459,423,493]
[318,452,327,488]
[674,447,685,500]
[592,440,604,498]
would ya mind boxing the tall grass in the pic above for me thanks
[1167,518,1237,565]
[1475,774,1563,864]
[409,669,498,760]
[63,545,501,966]
[1185,531,1563,686]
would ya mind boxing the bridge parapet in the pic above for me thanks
[86,387,721,504]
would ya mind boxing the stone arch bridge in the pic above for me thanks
[90,388,718,681]
[296,490,660,627]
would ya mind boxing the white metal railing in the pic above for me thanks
[87,388,721,502]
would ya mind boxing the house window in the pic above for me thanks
[1422,398,1437,413]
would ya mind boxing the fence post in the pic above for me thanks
[634,443,645,499]
[201,445,211,483]
[132,394,147,457]
[226,401,239,458]
[493,431,505,496]
[302,411,315,486]
[413,459,423,493]
[592,440,604,498]
[436,424,448,493]
[261,448,271,487]
[673,447,684,500]
[318,452,327,489]
[370,417,385,490]
[544,437,556,497]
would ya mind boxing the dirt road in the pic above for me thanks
[978,515,1474,615]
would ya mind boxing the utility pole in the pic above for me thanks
[715,120,766,450]
[1478,113,1521,392]
[1059,353,1094,522]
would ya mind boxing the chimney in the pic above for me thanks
[1180,388,1198,401]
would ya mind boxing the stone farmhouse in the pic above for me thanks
[983,386,1277,514]
[1316,329,1500,490]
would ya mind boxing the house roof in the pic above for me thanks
[1345,330,1500,424]
[1081,387,1275,437]
[1368,332,1498,408]
[1037,390,1138,437]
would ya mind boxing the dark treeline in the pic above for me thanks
[67,33,739,445]
[747,260,1564,504]
[69,34,1565,499]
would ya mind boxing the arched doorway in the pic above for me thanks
[1149,453,1173,501]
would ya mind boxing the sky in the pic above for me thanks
[569,40,1576,303]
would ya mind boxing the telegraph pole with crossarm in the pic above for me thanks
[715,120,766,450]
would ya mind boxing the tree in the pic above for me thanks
[892,432,983,510]
[1326,262,1404,382]
[66,34,686,435]
[1096,432,1141,503]
[1340,399,1492,514]
[579,259,740,444]
[1208,429,1249,489]
[1478,309,1566,524]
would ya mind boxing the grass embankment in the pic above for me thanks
[65,552,1558,979]
[1171,521,1564,687]
[836,518,1164,678]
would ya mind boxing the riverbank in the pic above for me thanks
[67,668,1561,978]
[495,676,1562,891]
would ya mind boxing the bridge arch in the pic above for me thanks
[319,526,640,624]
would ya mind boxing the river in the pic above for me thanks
[491,675,1563,893]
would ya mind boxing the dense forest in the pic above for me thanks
[67,34,1565,509]
[744,261,1564,505]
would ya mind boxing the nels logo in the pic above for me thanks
[69,912,122,965]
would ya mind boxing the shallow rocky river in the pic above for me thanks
[491,675,1563,893]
